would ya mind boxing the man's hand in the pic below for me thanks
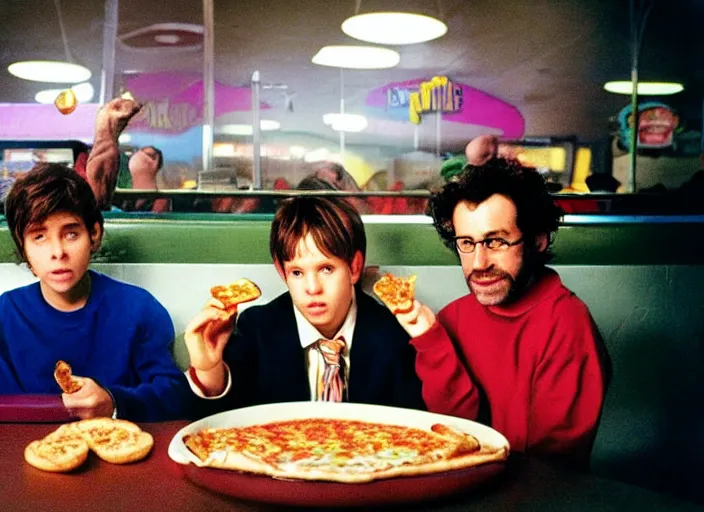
[395,300,437,338]
[184,299,236,396]
[62,378,115,419]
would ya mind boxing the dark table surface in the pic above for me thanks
[2,421,702,512]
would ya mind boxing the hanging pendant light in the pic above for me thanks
[8,60,91,83]
[8,1,91,85]
[341,0,447,45]
[603,81,684,95]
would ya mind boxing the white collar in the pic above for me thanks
[293,290,357,349]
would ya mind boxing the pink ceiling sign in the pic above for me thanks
[123,72,271,134]
[0,103,99,140]
[365,78,525,139]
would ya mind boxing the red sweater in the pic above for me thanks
[411,268,607,464]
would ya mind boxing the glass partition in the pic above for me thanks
[0,1,701,215]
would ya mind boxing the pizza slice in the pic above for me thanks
[71,418,154,464]
[210,278,261,311]
[54,360,84,394]
[373,273,417,314]
[181,418,505,483]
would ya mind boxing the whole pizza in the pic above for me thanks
[183,418,508,483]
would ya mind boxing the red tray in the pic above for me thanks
[179,459,506,507]
[0,394,73,423]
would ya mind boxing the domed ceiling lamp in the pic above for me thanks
[341,0,447,45]
[8,1,91,84]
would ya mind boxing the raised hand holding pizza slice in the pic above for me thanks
[185,278,262,389]
[373,273,437,338]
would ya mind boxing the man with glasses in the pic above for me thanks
[393,158,608,467]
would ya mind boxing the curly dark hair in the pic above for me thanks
[427,158,563,263]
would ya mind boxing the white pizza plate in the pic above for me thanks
[168,402,510,507]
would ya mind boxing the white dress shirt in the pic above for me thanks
[186,293,357,400]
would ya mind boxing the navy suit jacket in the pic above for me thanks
[194,291,424,418]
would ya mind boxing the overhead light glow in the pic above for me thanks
[213,143,237,157]
[35,82,95,104]
[118,133,131,144]
[312,46,400,69]
[154,34,181,44]
[8,60,91,83]
[604,81,684,95]
[289,146,306,159]
[217,120,281,136]
[341,12,447,45]
[323,113,368,132]
[304,148,332,163]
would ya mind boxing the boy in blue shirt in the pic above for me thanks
[0,163,189,421]
[184,196,424,414]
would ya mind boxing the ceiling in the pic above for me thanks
[0,0,701,153]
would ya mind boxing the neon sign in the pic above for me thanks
[385,76,463,124]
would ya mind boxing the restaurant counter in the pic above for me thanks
[2,421,702,512]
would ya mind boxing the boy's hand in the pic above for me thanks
[184,299,235,373]
[62,378,115,419]
[395,300,437,338]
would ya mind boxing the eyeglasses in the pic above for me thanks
[453,236,523,254]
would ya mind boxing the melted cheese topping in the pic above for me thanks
[373,274,416,309]
[189,419,471,473]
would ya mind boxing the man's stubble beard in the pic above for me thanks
[465,249,542,306]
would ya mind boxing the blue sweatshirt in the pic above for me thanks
[0,270,191,421]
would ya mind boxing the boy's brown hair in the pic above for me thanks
[4,163,104,261]
[270,196,366,267]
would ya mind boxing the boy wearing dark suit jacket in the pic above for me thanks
[184,196,424,414]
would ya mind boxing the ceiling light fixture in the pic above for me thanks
[312,46,400,69]
[323,113,368,132]
[341,0,447,45]
[154,34,181,44]
[604,81,684,95]
[35,82,95,104]
[342,12,447,45]
[9,60,91,83]
[217,120,281,136]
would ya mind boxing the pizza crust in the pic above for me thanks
[200,446,507,483]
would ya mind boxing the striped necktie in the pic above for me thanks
[314,337,347,402]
